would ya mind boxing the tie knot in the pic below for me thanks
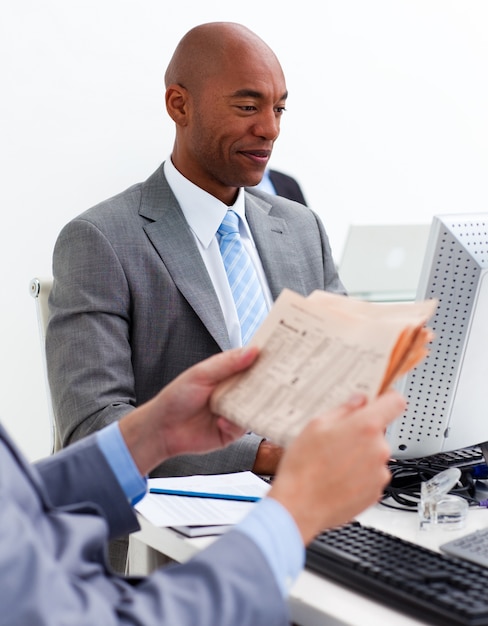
[218,210,240,237]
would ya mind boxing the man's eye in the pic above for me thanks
[240,105,257,111]
[275,107,287,115]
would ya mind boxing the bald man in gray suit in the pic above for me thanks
[48,165,343,474]
[46,22,345,571]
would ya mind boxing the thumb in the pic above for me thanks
[196,346,260,386]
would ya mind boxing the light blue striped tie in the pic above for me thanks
[218,210,268,345]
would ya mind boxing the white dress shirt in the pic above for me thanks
[164,158,273,348]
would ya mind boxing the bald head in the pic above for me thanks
[164,22,287,204]
[164,22,283,93]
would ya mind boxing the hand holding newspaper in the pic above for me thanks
[210,289,437,447]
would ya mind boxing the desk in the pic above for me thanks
[129,501,488,626]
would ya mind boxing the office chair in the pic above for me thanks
[29,276,60,453]
[29,276,140,574]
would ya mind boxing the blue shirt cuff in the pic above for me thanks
[236,497,304,597]
[96,422,147,505]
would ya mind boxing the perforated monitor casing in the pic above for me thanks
[387,214,488,458]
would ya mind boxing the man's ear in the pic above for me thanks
[165,84,190,126]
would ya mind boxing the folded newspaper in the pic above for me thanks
[210,289,436,447]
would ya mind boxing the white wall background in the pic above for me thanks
[2,0,488,461]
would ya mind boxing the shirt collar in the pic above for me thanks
[164,158,249,249]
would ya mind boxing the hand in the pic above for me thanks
[119,347,259,476]
[252,440,284,475]
[267,389,406,545]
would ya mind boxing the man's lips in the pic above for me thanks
[239,150,271,164]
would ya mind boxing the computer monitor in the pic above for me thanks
[338,223,430,302]
[386,213,488,459]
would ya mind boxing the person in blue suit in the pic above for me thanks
[0,346,404,626]
[255,168,308,205]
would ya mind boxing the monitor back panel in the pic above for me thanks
[338,223,430,302]
[388,214,488,458]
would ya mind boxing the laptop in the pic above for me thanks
[338,223,431,302]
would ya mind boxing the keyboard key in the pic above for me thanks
[441,527,488,569]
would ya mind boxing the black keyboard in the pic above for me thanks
[306,521,488,626]
[389,446,484,475]
[412,446,484,470]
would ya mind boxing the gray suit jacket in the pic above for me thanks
[47,162,345,477]
[0,422,288,625]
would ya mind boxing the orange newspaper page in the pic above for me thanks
[210,289,436,447]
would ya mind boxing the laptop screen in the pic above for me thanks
[338,223,430,302]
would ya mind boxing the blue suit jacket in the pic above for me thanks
[268,169,308,205]
[0,422,289,625]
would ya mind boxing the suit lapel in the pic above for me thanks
[140,168,231,351]
[245,193,308,300]
[138,168,307,349]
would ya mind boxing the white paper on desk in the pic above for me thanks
[134,471,270,527]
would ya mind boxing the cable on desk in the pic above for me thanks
[382,458,481,511]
